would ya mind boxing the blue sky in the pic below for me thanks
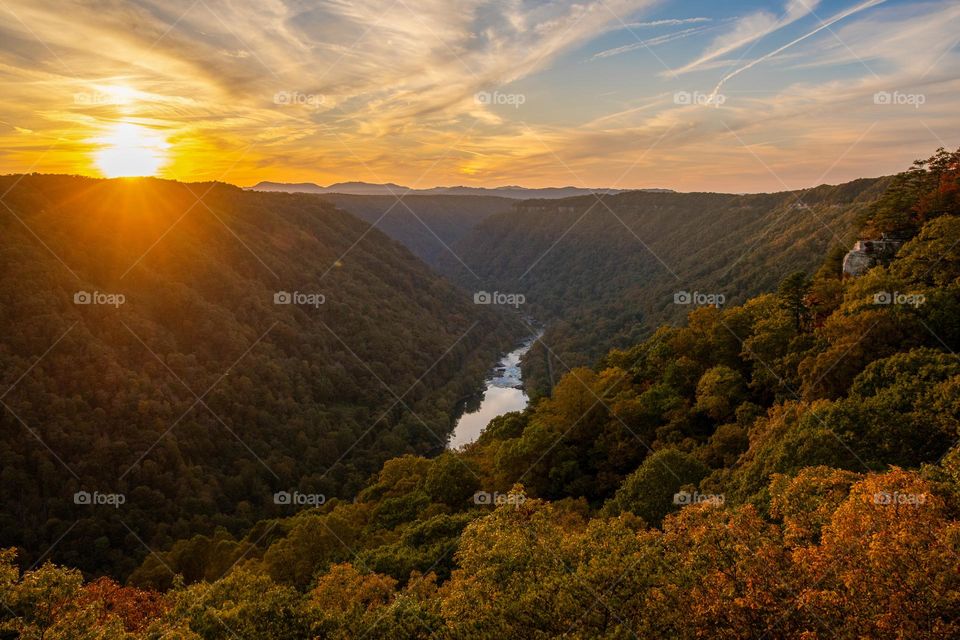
[0,0,957,191]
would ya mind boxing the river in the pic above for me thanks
[447,333,540,449]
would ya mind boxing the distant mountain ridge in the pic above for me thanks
[436,177,892,396]
[249,180,673,199]
[315,193,516,268]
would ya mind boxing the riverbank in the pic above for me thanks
[447,332,541,448]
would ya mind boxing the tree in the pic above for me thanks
[79,577,167,632]
[307,563,397,638]
[0,555,113,640]
[603,449,709,525]
[768,466,860,546]
[652,504,796,638]
[424,453,479,509]
[171,567,308,639]
[777,271,812,332]
[794,470,960,638]
[694,365,746,422]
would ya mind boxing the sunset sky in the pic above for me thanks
[0,0,957,192]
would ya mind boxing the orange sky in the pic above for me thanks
[0,0,958,192]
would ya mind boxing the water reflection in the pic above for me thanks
[448,333,539,449]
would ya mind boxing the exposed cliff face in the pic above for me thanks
[842,236,904,277]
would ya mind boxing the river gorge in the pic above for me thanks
[447,333,541,448]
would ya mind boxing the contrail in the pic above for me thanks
[709,0,888,102]
[592,26,714,61]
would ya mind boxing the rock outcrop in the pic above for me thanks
[842,235,904,277]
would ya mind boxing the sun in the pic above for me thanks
[94,123,170,178]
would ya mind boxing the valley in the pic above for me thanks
[2,147,959,639]
[0,175,522,578]
[2,1,959,636]
[304,193,514,267]
[0,171,890,578]
[446,331,541,449]
[440,179,889,396]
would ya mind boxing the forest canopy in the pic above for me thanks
[2,148,960,638]
[0,175,521,578]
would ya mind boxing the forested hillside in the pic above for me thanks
[439,178,890,396]
[4,150,955,640]
[290,194,515,267]
[0,175,522,578]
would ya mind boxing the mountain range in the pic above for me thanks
[435,178,890,396]
[310,193,515,267]
[0,174,520,577]
[249,180,672,199]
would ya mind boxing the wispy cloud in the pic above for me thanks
[591,25,715,60]
[623,17,711,28]
[671,0,821,75]
[709,0,888,99]
[0,0,956,191]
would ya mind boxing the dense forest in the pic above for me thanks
[439,177,890,397]
[298,194,515,268]
[0,175,522,578]
[2,149,957,638]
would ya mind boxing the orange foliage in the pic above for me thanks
[78,577,168,632]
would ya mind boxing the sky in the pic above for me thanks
[0,0,957,192]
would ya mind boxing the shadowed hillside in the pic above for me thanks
[19,148,956,640]
[438,178,890,395]
[315,193,515,267]
[0,175,522,578]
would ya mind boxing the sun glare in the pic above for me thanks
[94,122,169,178]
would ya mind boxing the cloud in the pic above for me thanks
[463,0,960,191]
[0,0,957,192]
[708,0,888,99]
[622,17,711,28]
[671,0,821,75]
[591,25,716,61]
[0,0,659,181]
[775,0,960,76]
